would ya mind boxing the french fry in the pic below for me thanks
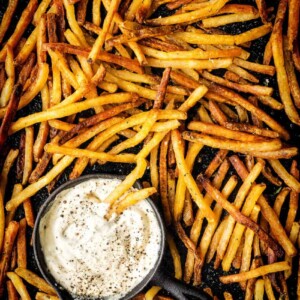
[0,0,19,44]
[23,198,35,229]
[166,232,182,280]
[109,109,159,155]
[220,261,290,284]
[171,130,215,223]
[0,84,22,152]
[45,143,136,163]
[223,122,280,139]
[273,187,290,217]
[174,142,203,223]
[202,12,259,28]
[0,221,19,296]
[9,92,136,134]
[88,0,121,62]
[240,205,260,289]
[183,131,282,153]
[285,160,299,233]
[188,121,271,142]
[147,0,230,25]
[103,158,147,206]
[0,46,15,108]
[283,37,300,109]
[22,126,34,185]
[204,84,290,140]
[5,184,23,227]
[284,222,300,279]
[158,133,172,225]
[199,174,283,257]
[222,184,266,271]
[6,155,75,211]
[192,160,233,284]
[35,292,59,300]
[206,218,226,264]
[230,155,297,257]
[268,159,300,193]
[6,280,18,300]
[15,268,57,295]
[202,70,273,96]
[254,279,264,300]
[0,0,38,62]
[6,272,30,300]
[287,0,300,51]
[17,218,27,268]
[33,85,50,162]
[233,57,275,76]
[272,0,300,125]
[109,187,157,217]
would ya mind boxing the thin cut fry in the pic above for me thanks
[220,261,290,283]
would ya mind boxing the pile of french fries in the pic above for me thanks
[0,0,300,299]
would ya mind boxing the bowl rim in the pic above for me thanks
[33,173,166,300]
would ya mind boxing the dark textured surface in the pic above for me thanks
[0,0,299,299]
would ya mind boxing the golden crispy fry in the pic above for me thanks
[202,12,259,28]
[222,184,266,271]
[22,126,34,185]
[109,187,157,217]
[171,129,215,223]
[268,159,300,193]
[233,57,275,76]
[284,222,300,279]
[0,46,15,108]
[145,57,232,70]
[17,218,27,268]
[174,143,203,222]
[45,143,136,163]
[44,43,143,74]
[159,133,172,225]
[285,160,299,233]
[0,221,19,296]
[6,280,18,300]
[147,0,229,25]
[35,292,59,300]
[183,131,282,153]
[0,84,22,151]
[15,268,57,295]
[33,85,50,162]
[88,0,121,62]
[0,0,38,62]
[167,233,182,280]
[9,93,136,134]
[240,205,260,288]
[103,158,147,205]
[220,261,290,284]
[230,155,297,257]
[6,155,75,211]
[199,174,283,257]
[287,0,300,51]
[283,37,300,109]
[6,272,30,300]
[0,0,19,44]
[272,0,300,125]
[202,70,273,96]
[171,24,271,45]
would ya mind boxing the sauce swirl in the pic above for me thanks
[39,178,162,299]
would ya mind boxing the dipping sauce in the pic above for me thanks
[39,178,162,300]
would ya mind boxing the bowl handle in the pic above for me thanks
[151,268,212,300]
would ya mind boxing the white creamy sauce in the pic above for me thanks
[39,178,162,300]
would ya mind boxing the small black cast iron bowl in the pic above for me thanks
[33,174,211,300]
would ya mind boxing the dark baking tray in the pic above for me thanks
[0,0,299,299]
